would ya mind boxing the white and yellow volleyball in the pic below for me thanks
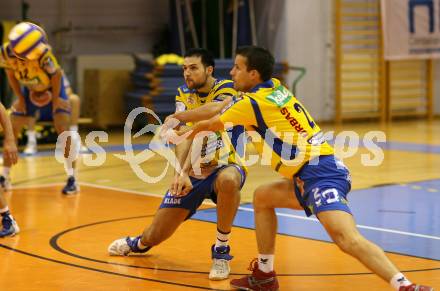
[8,22,49,60]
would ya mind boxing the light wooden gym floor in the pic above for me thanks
[0,119,439,290]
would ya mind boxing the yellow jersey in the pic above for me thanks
[220,78,334,178]
[175,79,247,176]
[0,42,60,92]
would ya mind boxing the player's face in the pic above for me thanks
[182,56,209,90]
[230,55,255,92]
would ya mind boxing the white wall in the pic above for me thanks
[272,0,440,120]
[273,0,334,121]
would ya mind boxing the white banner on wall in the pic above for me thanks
[381,0,440,60]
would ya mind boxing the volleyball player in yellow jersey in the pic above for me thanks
[108,48,247,280]
[171,46,433,291]
[22,72,84,155]
[0,22,78,195]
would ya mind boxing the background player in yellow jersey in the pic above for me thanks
[108,48,247,280]
[22,72,84,155]
[170,46,433,291]
[0,22,78,195]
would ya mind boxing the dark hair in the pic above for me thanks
[184,48,215,68]
[236,46,274,81]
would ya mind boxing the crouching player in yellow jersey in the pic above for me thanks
[170,46,433,291]
[0,22,78,195]
[22,72,84,155]
[108,48,247,280]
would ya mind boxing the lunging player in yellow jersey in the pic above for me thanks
[108,48,247,280]
[0,22,78,195]
[170,46,433,291]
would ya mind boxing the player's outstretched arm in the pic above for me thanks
[169,95,232,124]
[173,133,192,175]
[0,103,18,164]
[184,115,225,140]
[164,115,224,146]
[171,142,194,197]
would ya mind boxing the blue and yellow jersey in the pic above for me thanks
[175,79,237,115]
[220,78,334,178]
[175,79,247,175]
[0,42,60,92]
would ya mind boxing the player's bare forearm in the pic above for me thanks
[174,135,192,174]
[181,143,193,174]
[51,69,62,97]
[167,116,225,146]
[188,116,225,139]
[0,103,15,141]
[174,96,232,123]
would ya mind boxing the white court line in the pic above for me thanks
[80,181,164,198]
[22,182,437,240]
[13,182,64,189]
[238,206,440,241]
[79,182,217,206]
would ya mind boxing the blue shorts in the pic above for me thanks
[13,76,70,121]
[294,155,352,217]
[159,164,246,219]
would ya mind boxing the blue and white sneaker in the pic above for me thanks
[0,214,20,238]
[62,176,79,195]
[108,235,151,256]
[209,244,233,280]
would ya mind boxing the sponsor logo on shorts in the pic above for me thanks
[164,197,181,205]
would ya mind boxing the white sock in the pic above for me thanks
[65,161,75,177]
[0,206,9,214]
[390,273,412,290]
[3,167,10,178]
[215,229,230,248]
[69,125,78,132]
[258,254,274,273]
[27,130,37,144]
[137,238,148,250]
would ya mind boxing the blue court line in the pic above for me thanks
[8,139,440,159]
[370,141,440,154]
[192,179,440,261]
[14,143,156,158]
[6,140,440,161]
[6,140,440,157]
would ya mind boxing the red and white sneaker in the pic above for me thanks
[399,284,434,291]
[230,259,279,291]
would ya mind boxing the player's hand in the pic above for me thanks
[3,138,18,165]
[163,114,178,127]
[161,127,193,145]
[52,97,70,113]
[11,99,26,114]
[160,116,179,134]
[170,172,193,197]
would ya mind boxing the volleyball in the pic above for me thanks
[8,22,49,60]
